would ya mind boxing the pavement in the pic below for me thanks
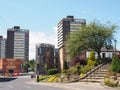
[27,80,120,90]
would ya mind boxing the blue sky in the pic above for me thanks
[0,0,120,59]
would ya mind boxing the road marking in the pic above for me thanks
[8,85,14,88]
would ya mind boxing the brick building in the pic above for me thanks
[0,58,24,74]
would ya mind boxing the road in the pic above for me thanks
[0,75,120,90]
[0,75,66,90]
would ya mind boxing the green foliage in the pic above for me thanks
[38,76,46,81]
[66,20,117,60]
[29,60,36,71]
[47,75,59,82]
[24,59,36,72]
[80,51,96,74]
[81,65,94,74]
[110,54,120,73]
[48,68,59,75]
[67,67,76,74]
[104,78,119,87]
[76,63,81,74]
[66,64,81,74]
[63,61,68,70]
[37,75,59,82]
[87,51,97,66]
[24,62,30,72]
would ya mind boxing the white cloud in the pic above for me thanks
[29,26,57,60]
[3,35,6,38]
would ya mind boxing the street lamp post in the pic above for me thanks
[36,64,39,82]
[114,39,117,52]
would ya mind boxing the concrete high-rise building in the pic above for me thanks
[36,43,55,74]
[0,36,6,58]
[6,26,29,61]
[57,16,86,71]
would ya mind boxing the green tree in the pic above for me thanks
[24,62,30,72]
[24,59,36,72]
[110,54,120,73]
[66,21,117,60]
[29,59,36,71]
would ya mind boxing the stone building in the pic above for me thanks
[36,43,55,74]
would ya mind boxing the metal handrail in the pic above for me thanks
[80,64,104,80]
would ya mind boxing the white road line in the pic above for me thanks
[8,85,14,88]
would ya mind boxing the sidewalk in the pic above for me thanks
[27,80,120,90]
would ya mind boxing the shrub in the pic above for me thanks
[76,63,81,74]
[87,51,97,66]
[104,78,119,87]
[81,65,94,74]
[63,61,68,70]
[71,56,80,66]
[47,75,59,82]
[79,73,84,77]
[110,54,120,73]
[67,67,76,74]
[38,76,46,81]
[48,68,59,75]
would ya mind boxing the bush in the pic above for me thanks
[79,73,84,77]
[63,61,68,70]
[87,51,97,66]
[67,67,76,74]
[38,76,46,81]
[47,75,59,82]
[76,63,81,74]
[81,65,94,74]
[104,78,119,87]
[110,54,120,73]
[48,68,59,75]
[101,58,112,63]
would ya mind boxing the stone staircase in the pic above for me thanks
[80,64,110,83]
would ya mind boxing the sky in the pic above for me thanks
[0,0,120,60]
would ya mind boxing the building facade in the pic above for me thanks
[86,47,119,59]
[57,16,86,71]
[36,43,55,74]
[0,58,24,74]
[54,48,60,71]
[0,36,6,58]
[6,26,29,61]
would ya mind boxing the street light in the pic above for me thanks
[114,39,117,52]
[36,64,39,82]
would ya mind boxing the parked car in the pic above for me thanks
[13,73,19,76]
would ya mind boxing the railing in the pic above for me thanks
[79,64,104,80]
[69,63,105,83]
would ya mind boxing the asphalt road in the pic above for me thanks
[0,76,66,90]
[0,75,120,90]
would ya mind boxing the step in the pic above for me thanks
[97,69,108,72]
[90,74,106,77]
[94,72,107,74]
[86,77,104,79]
[80,79,102,83]
[79,64,111,83]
